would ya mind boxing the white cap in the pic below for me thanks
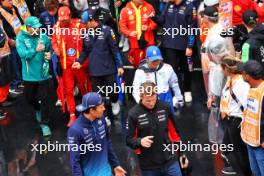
[204,0,219,6]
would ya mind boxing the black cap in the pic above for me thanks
[238,60,263,79]
[243,10,258,25]
[204,6,218,18]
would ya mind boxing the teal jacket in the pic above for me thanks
[16,26,50,82]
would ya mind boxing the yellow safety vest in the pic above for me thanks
[13,0,31,22]
[241,81,264,147]
[0,7,21,35]
[0,20,10,58]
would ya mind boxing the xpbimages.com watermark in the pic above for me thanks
[31,141,102,155]
[163,141,234,155]
[97,83,162,96]
[31,25,102,38]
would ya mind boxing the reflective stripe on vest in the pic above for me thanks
[0,7,21,35]
[241,81,264,147]
[13,0,31,22]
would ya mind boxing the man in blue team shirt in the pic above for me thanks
[67,92,126,176]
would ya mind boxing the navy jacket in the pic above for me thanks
[77,24,123,77]
[68,115,120,176]
[39,11,57,33]
[154,0,197,50]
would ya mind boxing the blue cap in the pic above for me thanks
[81,10,93,23]
[76,92,103,112]
[146,46,163,62]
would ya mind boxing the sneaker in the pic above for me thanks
[119,35,125,48]
[184,92,192,103]
[9,88,23,95]
[39,124,52,137]
[0,110,7,120]
[67,114,76,127]
[0,101,13,107]
[73,86,79,97]
[221,166,237,175]
[55,100,62,107]
[111,102,120,116]
[18,83,24,89]
[122,38,129,52]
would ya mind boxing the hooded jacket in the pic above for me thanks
[242,24,264,66]
[16,26,50,82]
[132,60,183,104]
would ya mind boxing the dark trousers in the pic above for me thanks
[91,74,119,103]
[222,117,251,176]
[24,79,51,123]
[163,48,191,92]
[10,48,22,89]
[141,161,182,176]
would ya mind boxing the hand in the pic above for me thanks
[261,142,264,148]
[114,0,122,8]
[179,155,189,169]
[186,48,193,57]
[129,31,137,37]
[8,39,16,47]
[72,62,81,69]
[45,52,51,60]
[36,43,45,52]
[118,68,124,76]
[207,96,214,109]
[142,25,148,31]
[54,48,60,56]
[140,136,154,148]
[114,166,127,176]
[220,112,228,119]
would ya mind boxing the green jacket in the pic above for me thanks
[16,26,50,82]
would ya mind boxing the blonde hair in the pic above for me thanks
[221,56,242,74]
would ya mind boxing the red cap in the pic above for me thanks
[58,6,71,21]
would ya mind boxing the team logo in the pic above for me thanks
[83,128,89,134]
[67,48,76,56]
[153,50,157,55]
[234,5,241,12]
[98,120,102,125]
[128,10,133,15]
[143,7,147,12]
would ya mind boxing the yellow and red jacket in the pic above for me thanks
[51,19,84,69]
[119,1,157,49]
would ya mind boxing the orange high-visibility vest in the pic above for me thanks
[0,21,10,58]
[220,75,241,115]
[241,81,264,147]
[13,0,31,22]
[0,7,21,35]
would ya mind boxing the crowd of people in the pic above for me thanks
[0,0,263,175]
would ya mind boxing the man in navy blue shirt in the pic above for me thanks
[67,92,126,176]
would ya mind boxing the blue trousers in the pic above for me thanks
[141,161,182,176]
[247,144,264,176]
[10,48,22,88]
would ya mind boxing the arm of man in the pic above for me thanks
[119,8,132,37]
[16,33,37,60]
[104,118,120,168]
[126,111,142,149]
[168,65,183,102]
[186,5,197,50]
[67,128,84,176]
[106,28,123,68]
